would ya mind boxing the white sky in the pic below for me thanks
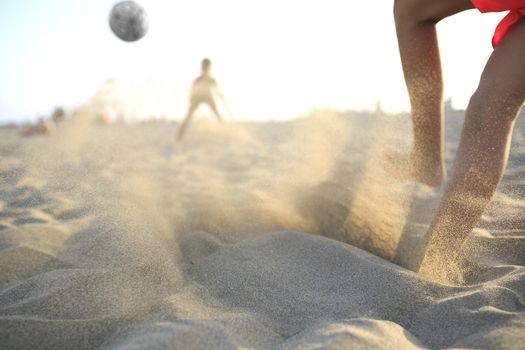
[0,0,505,122]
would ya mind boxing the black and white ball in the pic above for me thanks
[109,1,148,42]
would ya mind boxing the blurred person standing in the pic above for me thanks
[177,58,227,140]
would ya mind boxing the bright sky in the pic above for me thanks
[0,0,505,122]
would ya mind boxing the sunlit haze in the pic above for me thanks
[0,0,504,122]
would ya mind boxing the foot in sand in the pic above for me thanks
[418,253,463,285]
[381,149,446,187]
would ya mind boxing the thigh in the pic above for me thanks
[186,100,200,119]
[480,18,525,100]
[204,99,219,114]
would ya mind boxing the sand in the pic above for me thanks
[0,106,524,349]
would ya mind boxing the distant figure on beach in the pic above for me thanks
[391,0,525,281]
[177,58,227,141]
[20,106,65,136]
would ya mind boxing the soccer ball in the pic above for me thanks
[109,1,148,42]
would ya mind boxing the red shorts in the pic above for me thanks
[471,0,525,46]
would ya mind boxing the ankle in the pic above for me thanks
[409,149,446,186]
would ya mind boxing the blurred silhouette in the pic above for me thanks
[20,106,65,136]
[177,58,227,141]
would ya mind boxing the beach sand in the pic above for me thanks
[1,106,524,349]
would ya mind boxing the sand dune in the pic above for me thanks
[1,108,524,349]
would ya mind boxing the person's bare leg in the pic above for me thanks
[177,101,199,141]
[392,0,474,186]
[419,19,525,282]
[208,100,223,123]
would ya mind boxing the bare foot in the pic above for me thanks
[381,149,446,187]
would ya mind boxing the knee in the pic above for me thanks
[393,0,413,26]
[394,0,450,27]
[468,82,524,126]
[394,0,426,27]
